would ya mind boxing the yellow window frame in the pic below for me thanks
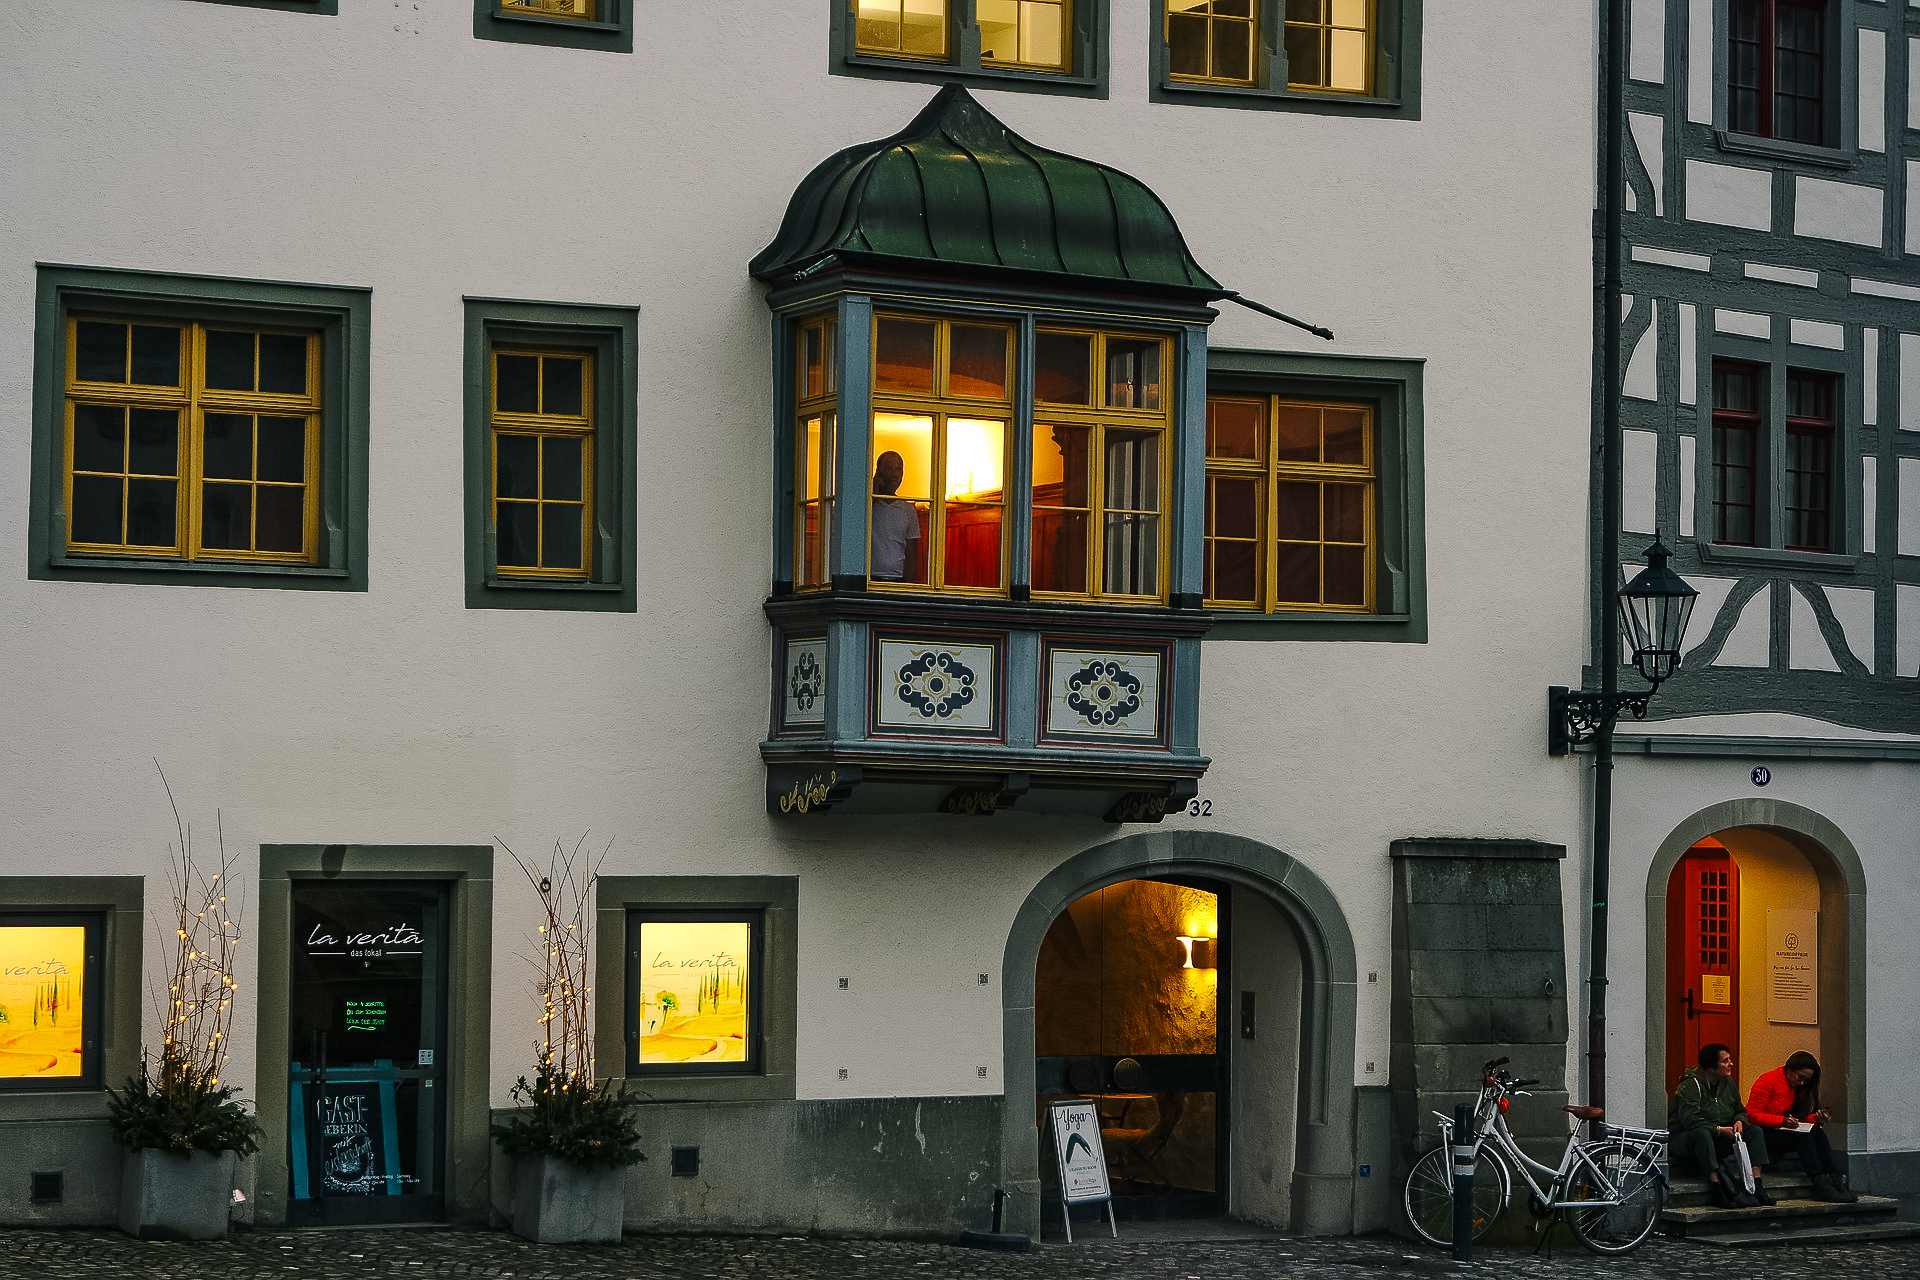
[63,317,322,564]
[499,0,599,20]
[1283,0,1373,94]
[794,316,839,592]
[1202,394,1375,612]
[868,314,1014,597]
[1165,0,1260,87]
[979,0,1072,71]
[1029,328,1173,604]
[854,0,951,60]
[490,347,595,580]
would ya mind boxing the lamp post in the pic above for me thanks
[1549,537,1698,1127]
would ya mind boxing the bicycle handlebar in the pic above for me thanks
[1512,1078,1541,1088]
[1484,1056,1510,1070]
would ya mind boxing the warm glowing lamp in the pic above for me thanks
[1176,935,1217,969]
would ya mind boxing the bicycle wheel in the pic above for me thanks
[1566,1141,1667,1255]
[1404,1142,1510,1247]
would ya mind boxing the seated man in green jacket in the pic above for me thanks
[1670,1043,1774,1207]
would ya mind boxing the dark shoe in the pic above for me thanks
[1708,1179,1735,1209]
[1752,1179,1778,1206]
[1809,1175,1854,1202]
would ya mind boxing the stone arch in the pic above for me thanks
[1641,799,1866,1141]
[998,829,1359,1237]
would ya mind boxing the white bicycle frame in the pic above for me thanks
[1432,1084,1667,1211]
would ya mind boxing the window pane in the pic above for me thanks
[75,322,126,383]
[131,325,181,386]
[944,417,1004,590]
[1274,540,1319,604]
[1212,15,1252,81]
[871,412,931,583]
[1206,398,1263,459]
[636,920,752,1066]
[258,333,307,395]
[128,409,179,476]
[1284,24,1324,86]
[72,404,127,473]
[1324,544,1367,605]
[255,486,305,554]
[1325,481,1366,542]
[1208,537,1259,603]
[1275,479,1320,541]
[1272,403,1321,462]
[126,479,177,547]
[69,475,123,545]
[1168,12,1208,76]
[543,357,584,416]
[978,0,1018,59]
[258,416,307,484]
[1034,423,1090,507]
[1324,407,1366,465]
[1021,0,1064,66]
[542,504,584,570]
[203,413,254,481]
[1036,332,1092,404]
[544,435,584,502]
[0,926,88,1079]
[1031,508,1088,593]
[903,0,946,55]
[1327,27,1365,88]
[1210,474,1260,539]
[1329,0,1364,24]
[948,324,1009,399]
[802,324,828,399]
[875,318,937,394]
[497,434,538,499]
[1103,513,1159,595]
[1286,0,1323,18]
[205,330,256,391]
[1104,428,1161,513]
[1106,339,1162,410]
[497,502,537,567]
[1032,423,1089,593]
[496,355,539,414]
[200,482,251,550]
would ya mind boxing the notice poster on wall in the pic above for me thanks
[1048,1099,1112,1204]
[1767,909,1818,1025]
[0,926,85,1079]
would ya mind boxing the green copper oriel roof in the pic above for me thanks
[749,85,1227,296]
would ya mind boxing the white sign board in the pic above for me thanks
[1767,909,1817,1025]
[1048,1100,1112,1204]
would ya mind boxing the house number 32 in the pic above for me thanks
[1185,798,1213,817]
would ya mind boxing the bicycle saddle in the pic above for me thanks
[1563,1104,1605,1121]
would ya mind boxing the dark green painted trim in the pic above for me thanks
[472,0,631,52]
[1146,0,1421,119]
[0,878,143,1119]
[254,846,493,1227]
[29,265,371,592]
[828,0,1108,99]
[1612,732,1920,760]
[594,877,798,1104]
[462,297,639,612]
[1200,348,1427,643]
[185,0,337,13]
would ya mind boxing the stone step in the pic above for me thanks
[1661,1193,1902,1238]
[1671,1220,1920,1248]
[1664,1173,1815,1207]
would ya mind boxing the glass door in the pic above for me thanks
[287,881,449,1227]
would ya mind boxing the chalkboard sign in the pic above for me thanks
[1048,1099,1117,1242]
[289,1064,406,1200]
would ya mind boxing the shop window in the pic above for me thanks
[1711,360,1838,554]
[1726,0,1828,146]
[463,299,637,611]
[474,0,631,51]
[835,0,1104,95]
[1152,0,1420,116]
[598,877,796,1102]
[31,267,370,591]
[0,914,100,1091]
[1200,349,1425,640]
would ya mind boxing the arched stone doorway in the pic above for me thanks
[998,830,1358,1238]
[1643,801,1866,1151]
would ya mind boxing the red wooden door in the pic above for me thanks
[1667,841,1739,1089]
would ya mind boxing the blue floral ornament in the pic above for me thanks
[1065,660,1142,727]
[896,650,976,719]
[788,648,824,711]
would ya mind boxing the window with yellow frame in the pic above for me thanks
[1282,0,1371,93]
[868,315,1013,594]
[63,318,321,563]
[1164,0,1374,94]
[854,0,1073,72]
[1032,329,1172,601]
[794,316,838,591]
[1166,0,1257,84]
[499,0,597,16]
[491,348,594,579]
[1203,395,1374,611]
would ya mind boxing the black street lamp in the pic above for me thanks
[1548,539,1699,755]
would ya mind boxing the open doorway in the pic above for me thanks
[1035,877,1225,1220]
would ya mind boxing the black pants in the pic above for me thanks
[1674,1125,1770,1177]
[1767,1124,1840,1177]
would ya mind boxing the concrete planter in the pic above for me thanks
[118,1149,237,1240]
[510,1155,627,1244]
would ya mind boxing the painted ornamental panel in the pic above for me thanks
[1043,645,1165,743]
[781,637,827,729]
[872,636,999,736]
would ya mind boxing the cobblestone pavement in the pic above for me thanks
[0,1227,1915,1280]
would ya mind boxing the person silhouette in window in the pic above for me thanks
[869,450,921,582]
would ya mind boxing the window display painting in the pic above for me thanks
[0,925,86,1079]
[637,920,751,1064]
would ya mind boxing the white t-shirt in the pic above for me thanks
[870,498,921,580]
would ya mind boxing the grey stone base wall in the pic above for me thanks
[1849,1149,1920,1222]
[0,1117,122,1226]
[490,1095,1003,1239]
[1387,838,1572,1217]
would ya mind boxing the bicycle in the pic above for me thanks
[1403,1057,1669,1255]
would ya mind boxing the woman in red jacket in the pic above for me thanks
[1747,1051,1857,1202]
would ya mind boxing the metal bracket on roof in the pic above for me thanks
[1224,293,1335,341]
